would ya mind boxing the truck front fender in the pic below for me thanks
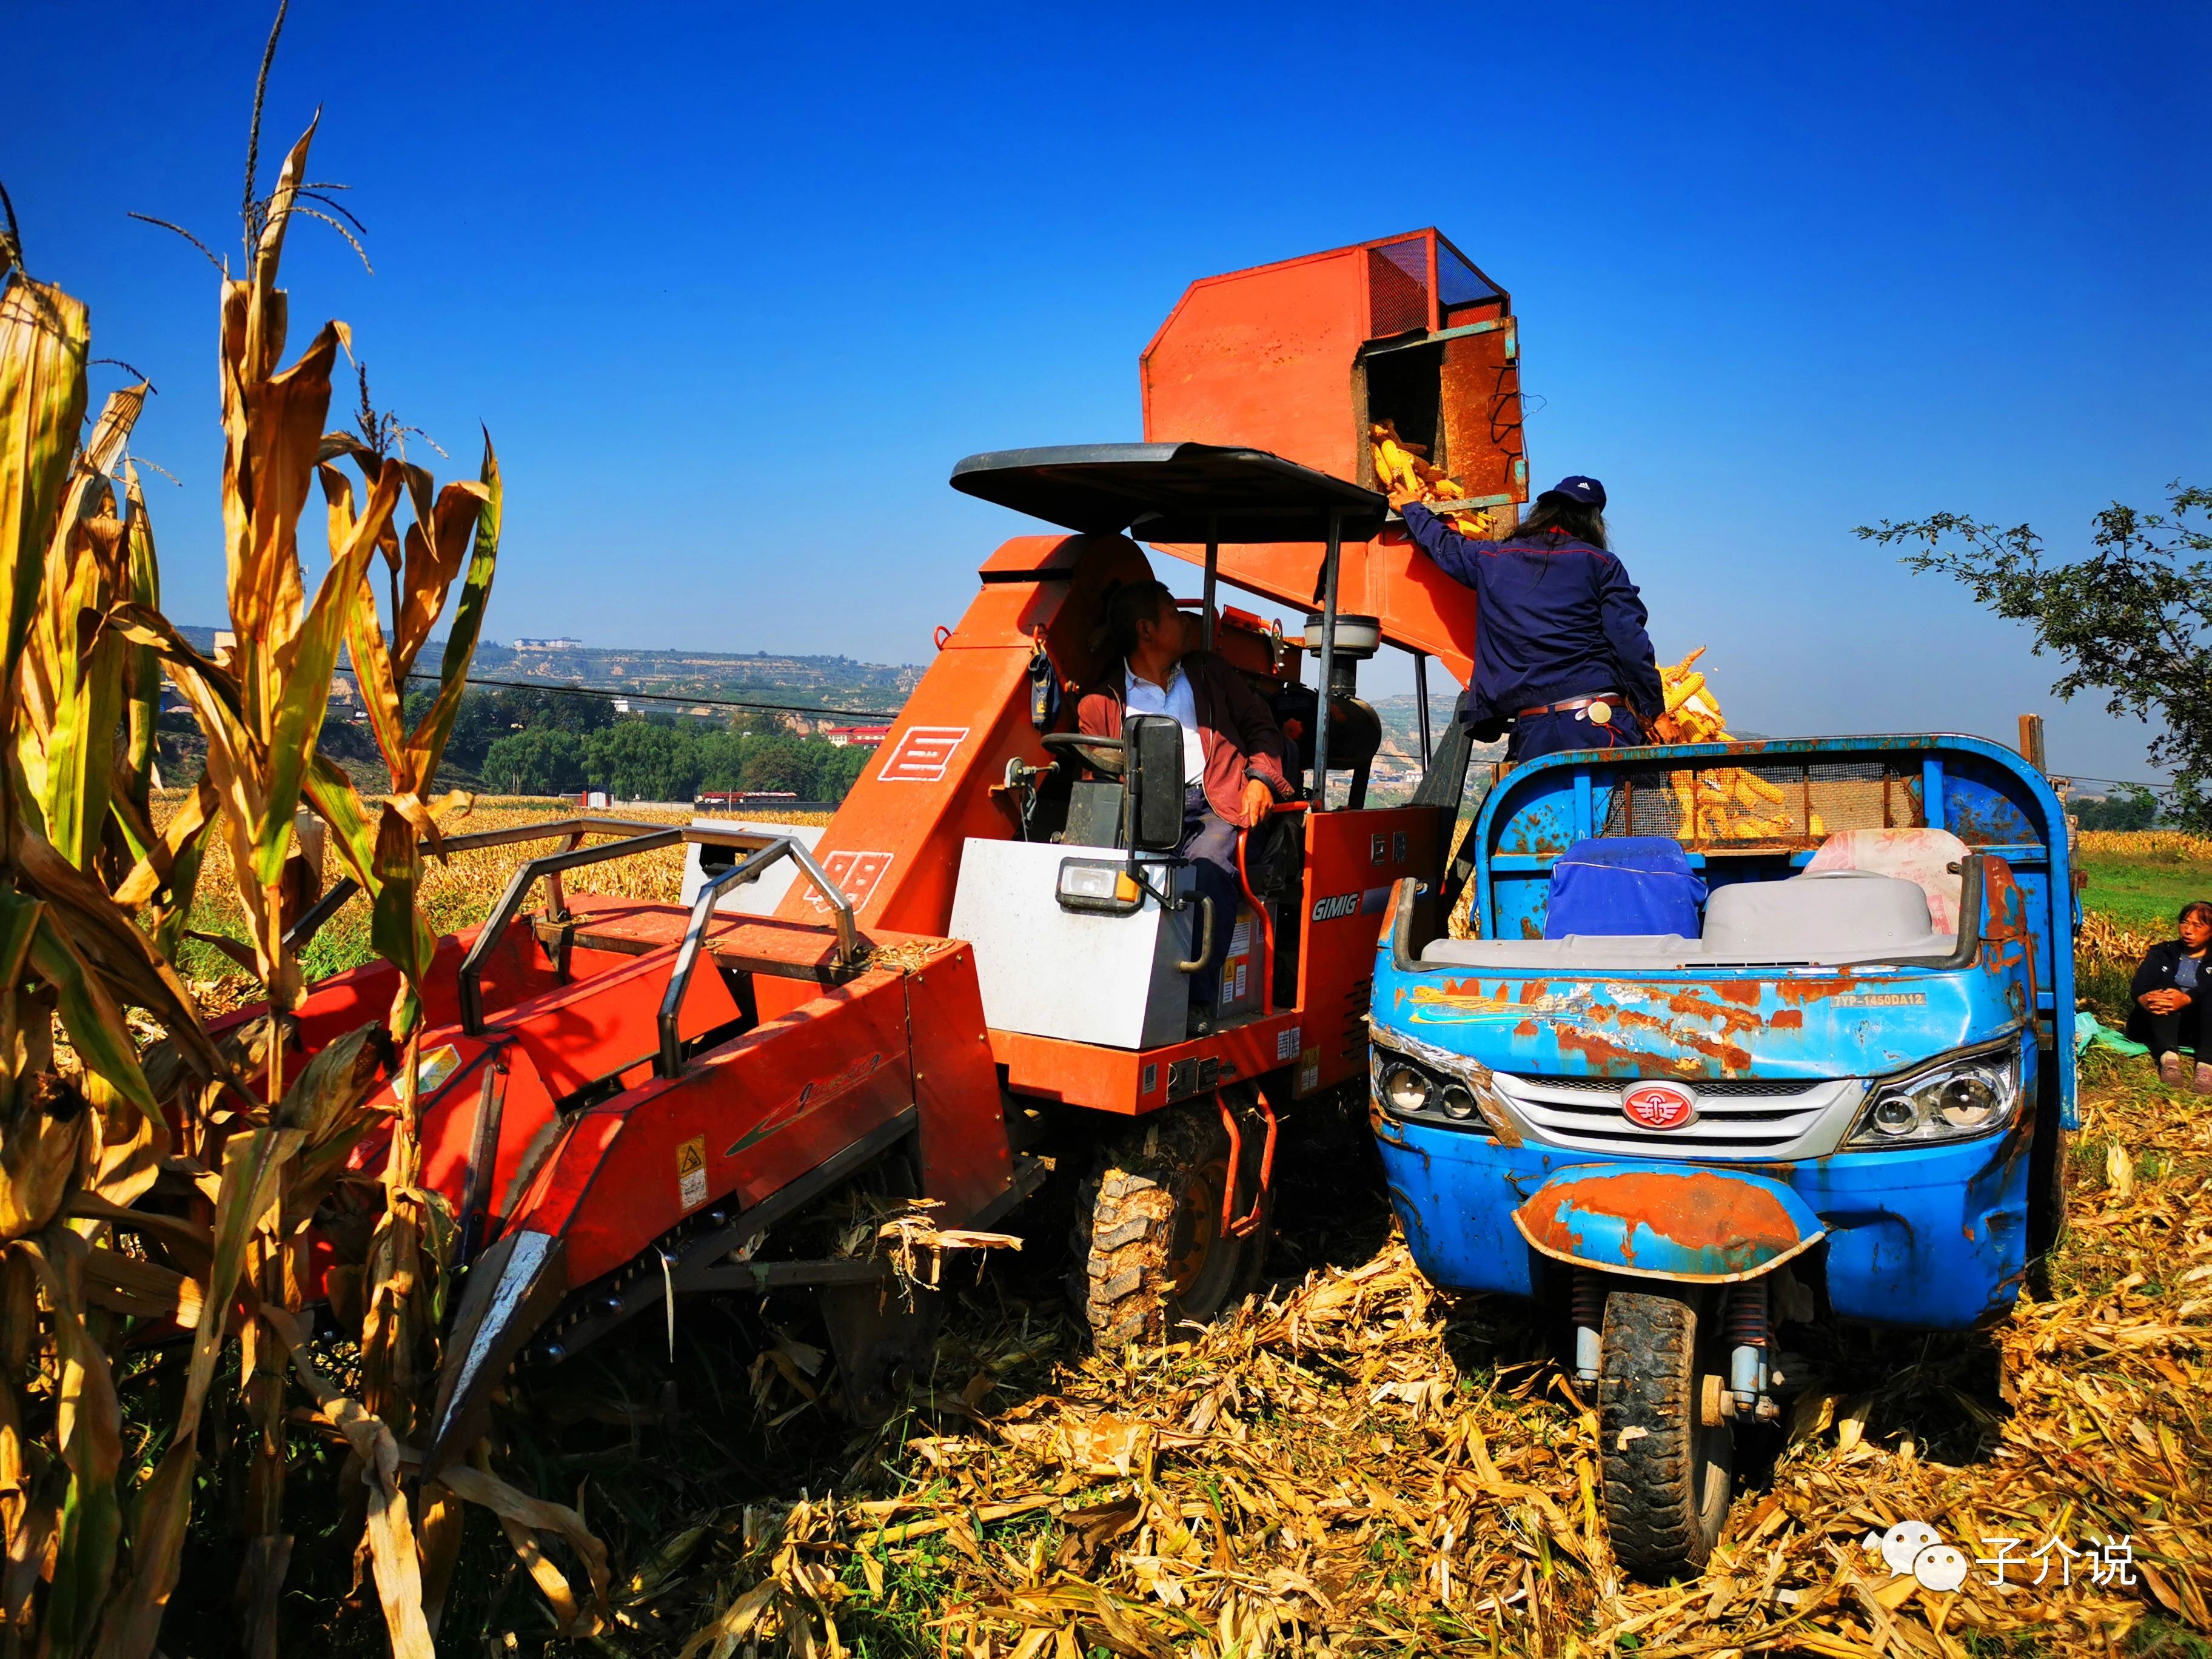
[1512,1162,1826,1283]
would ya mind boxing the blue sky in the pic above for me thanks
[13,2,2208,785]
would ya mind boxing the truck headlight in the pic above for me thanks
[1847,1046,2020,1148]
[1382,1064,1433,1114]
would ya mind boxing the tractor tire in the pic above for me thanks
[1070,1094,1271,1349]
[1598,1287,1734,1578]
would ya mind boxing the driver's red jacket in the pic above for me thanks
[1074,651,1295,829]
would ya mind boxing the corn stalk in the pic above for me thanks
[0,65,603,1645]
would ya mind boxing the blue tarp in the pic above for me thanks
[1544,837,1708,940]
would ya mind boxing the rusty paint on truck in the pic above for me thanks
[1513,1165,1824,1281]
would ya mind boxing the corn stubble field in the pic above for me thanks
[167,811,2209,1658]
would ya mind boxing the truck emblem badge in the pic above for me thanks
[1311,892,1360,922]
[1621,1082,1696,1130]
[878,725,969,782]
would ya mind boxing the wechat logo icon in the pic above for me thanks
[1865,1521,1970,1593]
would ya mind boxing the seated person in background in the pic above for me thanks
[2129,900,2212,1090]
[1076,578,1296,1034]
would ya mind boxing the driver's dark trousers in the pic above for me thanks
[2142,993,2212,1058]
[1181,784,1241,1008]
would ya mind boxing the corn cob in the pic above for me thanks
[1649,649,1798,844]
[1370,420,1492,534]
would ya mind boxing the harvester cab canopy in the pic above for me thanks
[949,442,1387,545]
[953,442,1391,804]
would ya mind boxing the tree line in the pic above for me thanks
[395,684,878,802]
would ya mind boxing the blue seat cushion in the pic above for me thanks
[1543,837,1707,940]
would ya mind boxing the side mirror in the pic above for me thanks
[1123,714,1186,852]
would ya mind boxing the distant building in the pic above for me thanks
[825,724,893,748]
[513,637,583,650]
[612,697,632,715]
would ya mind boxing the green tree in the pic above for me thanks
[582,719,703,801]
[818,740,872,802]
[2074,784,2162,831]
[1860,485,2212,826]
[483,726,587,795]
[740,734,818,796]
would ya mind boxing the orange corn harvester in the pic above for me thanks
[247,232,1527,1460]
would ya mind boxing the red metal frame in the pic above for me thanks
[1217,1089,1276,1239]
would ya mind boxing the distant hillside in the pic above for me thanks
[1364,692,1506,804]
[473,642,918,716]
[174,626,923,722]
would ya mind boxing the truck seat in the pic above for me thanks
[1542,837,1706,939]
[1418,869,1954,970]
[1802,826,1969,934]
[1698,870,1950,962]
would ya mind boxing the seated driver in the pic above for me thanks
[1076,578,1296,1034]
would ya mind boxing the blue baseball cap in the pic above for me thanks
[1539,475,1607,510]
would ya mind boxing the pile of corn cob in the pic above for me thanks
[1370,420,1493,534]
[1650,649,1820,842]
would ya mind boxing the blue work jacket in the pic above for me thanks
[1403,503,1663,732]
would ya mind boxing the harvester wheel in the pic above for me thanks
[1070,1095,1270,1349]
[1598,1287,1734,1578]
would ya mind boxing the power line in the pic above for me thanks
[2056,771,2172,792]
[379,671,902,724]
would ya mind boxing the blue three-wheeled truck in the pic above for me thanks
[1370,733,2077,1575]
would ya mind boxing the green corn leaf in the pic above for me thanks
[342,571,409,781]
[8,816,230,1086]
[250,458,400,888]
[183,1127,304,1438]
[302,751,381,899]
[40,555,126,871]
[119,465,161,805]
[148,835,206,968]
[368,806,437,1006]
[405,435,500,784]
[17,1238,122,1658]
[0,885,41,985]
[0,275,89,706]
[29,912,156,1117]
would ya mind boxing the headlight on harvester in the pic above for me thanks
[1845,1044,2021,1148]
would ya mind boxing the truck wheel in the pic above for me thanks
[1599,1288,1734,1578]
[1070,1095,1270,1348]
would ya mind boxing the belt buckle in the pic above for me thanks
[1578,699,1613,725]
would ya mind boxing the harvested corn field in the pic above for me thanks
[157,793,831,985]
[441,1041,2205,1658]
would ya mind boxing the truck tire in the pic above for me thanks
[1070,1095,1270,1348]
[1598,1288,1734,1578]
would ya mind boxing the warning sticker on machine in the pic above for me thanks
[676,1136,708,1211]
[1276,1025,1301,1062]
[1299,1047,1321,1093]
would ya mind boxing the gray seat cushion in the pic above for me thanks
[1700,870,1940,962]
[1419,934,1700,970]
[1419,871,1957,970]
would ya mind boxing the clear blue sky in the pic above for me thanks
[13,2,2208,785]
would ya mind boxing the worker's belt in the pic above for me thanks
[1516,692,1623,720]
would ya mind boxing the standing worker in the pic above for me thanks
[1390,475,1662,764]
[1076,578,1297,1034]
